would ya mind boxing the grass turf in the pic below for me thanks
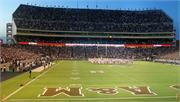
[1,60,180,102]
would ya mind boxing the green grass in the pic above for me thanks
[1,60,180,102]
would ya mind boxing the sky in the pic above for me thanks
[0,0,179,42]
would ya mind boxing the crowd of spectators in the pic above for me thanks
[0,45,51,72]
[13,4,173,32]
[153,47,179,64]
[0,45,39,64]
[1,43,179,72]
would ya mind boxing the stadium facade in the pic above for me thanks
[11,4,176,48]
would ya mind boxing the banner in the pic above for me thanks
[18,42,172,47]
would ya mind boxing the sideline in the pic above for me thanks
[1,62,58,101]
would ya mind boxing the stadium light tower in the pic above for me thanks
[77,0,79,8]
[95,1,98,9]
[106,5,108,9]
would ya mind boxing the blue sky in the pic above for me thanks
[0,0,179,41]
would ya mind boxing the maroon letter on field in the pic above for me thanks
[120,86,156,95]
[40,86,83,97]
[88,88,118,95]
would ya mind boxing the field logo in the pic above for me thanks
[39,85,83,97]
[88,87,118,95]
[120,86,156,95]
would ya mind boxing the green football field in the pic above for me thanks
[1,60,180,102]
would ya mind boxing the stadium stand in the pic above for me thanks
[13,4,175,46]
[13,4,173,32]
[1,44,179,72]
[0,45,51,72]
[1,4,179,73]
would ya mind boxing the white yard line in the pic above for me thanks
[2,63,58,101]
[8,96,176,101]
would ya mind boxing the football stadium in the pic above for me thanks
[0,2,180,102]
